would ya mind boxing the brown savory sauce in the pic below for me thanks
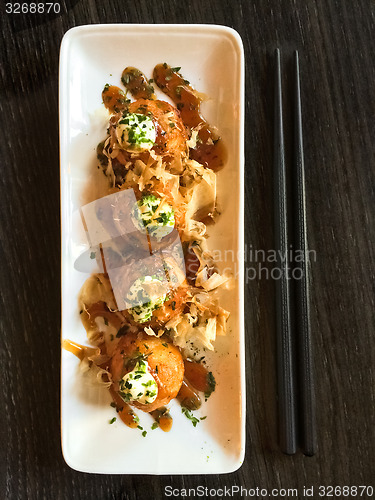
[184,246,201,285]
[150,407,173,432]
[81,301,123,333]
[102,84,129,114]
[184,360,216,397]
[197,214,217,226]
[62,339,98,361]
[177,379,202,410]
[122,67,156,100]
[184,360,210,392]
[153,63,227,171]
[177,360,216,411]
[109,386,139,428]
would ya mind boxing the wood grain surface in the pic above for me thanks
[1,0,374,498]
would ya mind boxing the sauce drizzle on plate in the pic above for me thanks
[153,63,227,171]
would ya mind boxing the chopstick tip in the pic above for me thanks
[303,448,317,458]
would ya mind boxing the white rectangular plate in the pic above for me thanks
[60,23,245,475]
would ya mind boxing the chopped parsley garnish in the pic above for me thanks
[204,372,216,398]
[181,407,200,427]
[171,66,181,72]
[142,380,154,387]
[145,390,157,398]
[155,212,171,224]
[118,391,131,402]
[90,251,96,259]
[142,430,147,437]
[151,422,159,430]
[109,417,116,424]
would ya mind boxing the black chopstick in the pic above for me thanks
[273,48,298,455]
[293,50,317,457]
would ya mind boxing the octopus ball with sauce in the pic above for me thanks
[110,332,184,412]
[128,98,188,158]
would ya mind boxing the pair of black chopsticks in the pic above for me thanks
[273,49,317,456]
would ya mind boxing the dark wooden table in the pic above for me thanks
[1,1,374,498]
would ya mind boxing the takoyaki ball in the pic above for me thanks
[110,331,184,412]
